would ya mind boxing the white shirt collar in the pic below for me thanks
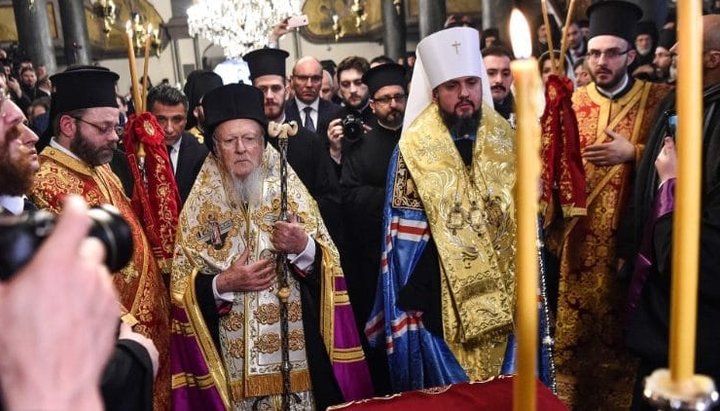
[0,195,25,215]
[597,74,630,99]
[295,97,319,113]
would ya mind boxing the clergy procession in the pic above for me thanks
[1,0,720,410]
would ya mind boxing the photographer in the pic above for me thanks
[327,56,374,171]
[0,196,118,411]
[0,76,158,411]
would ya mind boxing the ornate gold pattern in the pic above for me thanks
[254,303,281,325]
[289,329,305,351]
[547,80,672,410]
[222,311,244,332]
[255,333,281,354]
[226,338,245,359]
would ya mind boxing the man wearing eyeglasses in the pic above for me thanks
[28,65,171,411]
[544,1,673,409]
[170,83,373,410]
[286,56,342,145]
[338,62,407,396]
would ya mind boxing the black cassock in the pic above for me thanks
[340,123,401,395]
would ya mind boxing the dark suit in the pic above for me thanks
[285,97,342,146]
[173,132,209,206]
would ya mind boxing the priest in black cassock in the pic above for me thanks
[243,48,345,249]
[339,62,407,396]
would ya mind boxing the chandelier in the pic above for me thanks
[187,0,302,59]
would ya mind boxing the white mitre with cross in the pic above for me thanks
[403,27,494,130]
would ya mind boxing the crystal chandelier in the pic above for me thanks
[187,0,302,59]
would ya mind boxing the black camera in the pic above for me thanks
[342,114,365,143]
[0,205,134,281]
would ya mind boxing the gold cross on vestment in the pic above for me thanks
[452,41,461,54]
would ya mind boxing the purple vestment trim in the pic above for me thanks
[627,178,676,319]
[171,304,226,411]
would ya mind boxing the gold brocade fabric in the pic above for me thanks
[547,81,672,410]
[171,148,349,409]
[398,103,516,380]
[30,147,171,411]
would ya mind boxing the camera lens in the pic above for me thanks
[0,205,134,280]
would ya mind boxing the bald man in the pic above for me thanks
[624,14,720,411]
[285,56,342,143]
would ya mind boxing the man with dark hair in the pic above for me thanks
[366,27,516,393]
[624,14,720,410]
[545,2,672,408]
[19,66,48,102]
[147,84,209,205]
[183,69,223,143]
[482,45,515,121]
[567,21,588,63]
[243,48,344,249]
[29,66,170,410]
[327,56,373,168]
[340,63,407,395]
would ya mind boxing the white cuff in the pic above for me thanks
[287,237,316,272]
[212,274,235,303]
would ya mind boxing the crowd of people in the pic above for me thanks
[1,2,720,410]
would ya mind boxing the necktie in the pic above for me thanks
[303,106,316,133]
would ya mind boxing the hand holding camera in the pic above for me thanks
[0,196,119,410]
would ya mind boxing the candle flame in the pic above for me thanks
[510,9,532,59]
[125,20,132,34]
[147,23,153,33]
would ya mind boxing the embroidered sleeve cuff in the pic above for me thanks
[287,237,316,273]
[212,274,235,304]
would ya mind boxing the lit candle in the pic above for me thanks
[125,20,141,112]
[141,23,153,113]
[509,9,541,411]
[669,0,703,383]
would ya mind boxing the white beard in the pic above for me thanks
[232,166,264,208]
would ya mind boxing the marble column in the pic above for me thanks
[382,0,406,61]
[58,0,91,65]
[12,0,57,73]
[418,0,445,39]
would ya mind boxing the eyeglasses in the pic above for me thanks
[215,134,263,149]
[372,94,407,106]
[586,48,631,62]
[293,74,323,84]
[72,116,124,137]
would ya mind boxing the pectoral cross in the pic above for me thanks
[452,41,461,54]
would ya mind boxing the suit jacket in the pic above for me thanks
[285,98,343,147]
[175,132,209,206]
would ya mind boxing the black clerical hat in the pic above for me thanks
[48,65,119,123]
[243,48,289,81]
[183,70,223,130]
[202,84,268,152]
[587,0,643,44]
[362,63,406,98]
[657,28,676,50]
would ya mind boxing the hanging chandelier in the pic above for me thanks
[187,0,302,59]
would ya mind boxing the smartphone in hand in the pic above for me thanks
[665,109,677,140]
[287,15,309,29]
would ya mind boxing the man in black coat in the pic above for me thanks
[245,48,345,251]
[147,84,209,206]
[285,56,343,145]
[339,63,407,395]
[624,14,720,411]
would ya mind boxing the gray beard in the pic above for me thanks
[231,166,264,208]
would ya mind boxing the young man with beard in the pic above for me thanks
[147,84,209,206]
[544,1,672,409]
[243,47,344,254]
[28,66,171,411]
[327,56,374,168]
[365,27,517,392]
[339,63,407,395]
[170,83,373,410]
[482,46,515,121]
